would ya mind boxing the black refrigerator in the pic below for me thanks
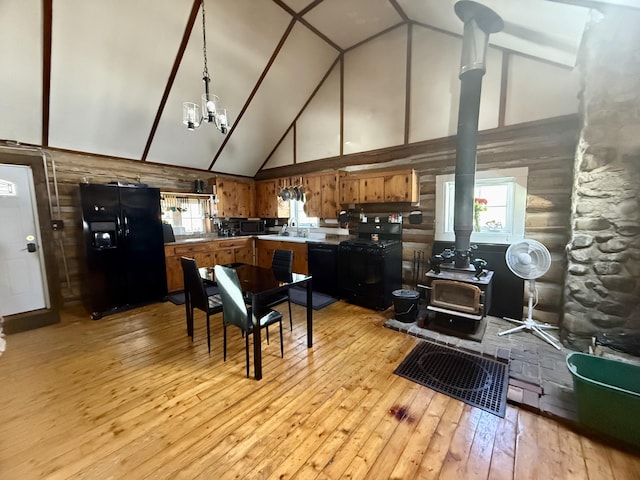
[80,183,167,319]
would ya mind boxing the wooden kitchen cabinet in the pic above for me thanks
[255,180,277,218]
[255,179,290,219]
[384,170,419,203]
[215,177,254,218]
[359,176,384,203]
[255,239,308,274]
[303,173,338,219]
[164,237,254,292]
[339,177,359,205]
[303,175,322,217]
[339,168,419,205]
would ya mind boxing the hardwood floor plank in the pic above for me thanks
[462,409,502,479]
[414,392,466,479]
[0,301,638,480]
[437,404,484,479]
[387,391,451,480]
[487,404,517,480]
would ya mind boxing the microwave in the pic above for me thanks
[239,219,266,235]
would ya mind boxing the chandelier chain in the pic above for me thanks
[201,0,209,80]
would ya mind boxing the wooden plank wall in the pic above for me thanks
[4,115,579,325]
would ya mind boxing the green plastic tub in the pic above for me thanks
[566,352,640,447]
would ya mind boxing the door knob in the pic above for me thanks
[27,242,37,252]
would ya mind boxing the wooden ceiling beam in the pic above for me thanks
[41,0,52,147]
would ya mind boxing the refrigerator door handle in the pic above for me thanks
[123,214,130,237]
[116,215,123,238]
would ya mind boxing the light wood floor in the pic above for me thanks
[1,299,639,479]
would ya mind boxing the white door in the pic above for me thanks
[0,164,48,316]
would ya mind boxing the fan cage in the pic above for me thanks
[506,239,551,280]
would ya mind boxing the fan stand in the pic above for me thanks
[499,279,562,350]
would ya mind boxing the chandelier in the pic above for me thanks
[182,0,229,133]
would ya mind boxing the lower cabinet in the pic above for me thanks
[165,237,254,292]
[255,239,308,275]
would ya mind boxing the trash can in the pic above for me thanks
[392,289,420,323]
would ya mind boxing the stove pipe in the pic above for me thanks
[452,1,503,268]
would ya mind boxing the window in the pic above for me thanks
[288,199,318,229]
[161,194,213,234]
[435,167,528,244]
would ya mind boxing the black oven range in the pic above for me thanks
[338,222,402,310]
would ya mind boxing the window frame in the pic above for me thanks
[435,167,528,245]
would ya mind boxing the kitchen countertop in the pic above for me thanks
[165,233,346,246]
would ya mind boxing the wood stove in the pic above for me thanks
[425,267,493,333]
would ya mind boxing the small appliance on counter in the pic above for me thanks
[239,219,266,235]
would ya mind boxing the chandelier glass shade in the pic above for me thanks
[182,0,228,134]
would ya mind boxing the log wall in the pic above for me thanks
[2,115,579,326]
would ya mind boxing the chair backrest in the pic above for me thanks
[180,257,210,312]
[272,249,293,274]
[214,265,249,332]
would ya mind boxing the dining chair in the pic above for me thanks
[263,249,293,330]
[214,265,284,377]
[180,257,223,353]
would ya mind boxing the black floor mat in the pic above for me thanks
[394,341,509,417]
[289,287,338,310]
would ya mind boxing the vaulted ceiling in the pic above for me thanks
[1,0,624,178]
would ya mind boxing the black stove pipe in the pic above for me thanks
[452,1,503,268]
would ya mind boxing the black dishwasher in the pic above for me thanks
[307,243,339,298]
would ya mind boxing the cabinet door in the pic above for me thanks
[291,242,308,275]
[339,178,359,204]
[384,171,417,202]
[303,176,322,217]
[235,246,254,265]
[214,248,235,266]
[320,173,338,220]
[359,177,384,203]
[165,254,183,292]
[216,178,254,217]
[255,180,277,218]
[256,240,278,268]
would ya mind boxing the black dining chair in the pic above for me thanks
[214,265,284,377]
[262,249,293,330]
[180,257,223,353]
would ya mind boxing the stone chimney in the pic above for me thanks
[563,7,640,351]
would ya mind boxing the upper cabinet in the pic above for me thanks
[359,176,384,203]
[339,177,359,205]
[384,170,419,203]
[214,177,255,218]
[255,179,290,219]
[304,172,339,220]
[339,168,419,205]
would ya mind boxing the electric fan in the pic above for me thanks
[499,239,562,349]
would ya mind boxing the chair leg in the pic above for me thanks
[223,322,227,362]
[206,313,211,354]
[245,332,250,378]
[265,325,270,344]
[288,298,292,330]
[279,320,283,358]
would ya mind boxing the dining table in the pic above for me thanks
[200,263,313,380]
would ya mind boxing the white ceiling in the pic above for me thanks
[0,0,603,177]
